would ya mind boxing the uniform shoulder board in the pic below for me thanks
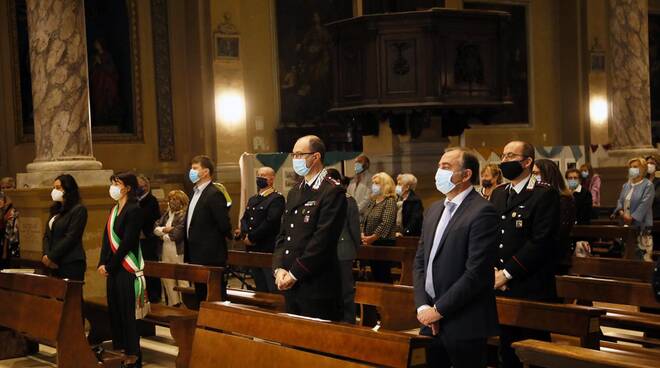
[325,176,341,186]
[534,181,551,188]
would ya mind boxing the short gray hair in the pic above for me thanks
[397,173,418,190]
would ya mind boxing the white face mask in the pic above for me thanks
[109,185,123,201]
[51,188,64,202]
[395,185,403,196]
[435,168,457,194]
[648,164,656,174]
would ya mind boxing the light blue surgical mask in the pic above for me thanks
[435,168,456,194]
[355,162,364,174]
[371,183,381,195]
[629,167,640,179]
[293,158,310,176]
[189,169,200,184]
[567,179,579,190]
[581,171,589,179]
[395,185,403,196]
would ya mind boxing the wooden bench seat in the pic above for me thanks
[513,339,659,368]
[189,302,432,367]
[0,271,127,367]
[85,261,224,368]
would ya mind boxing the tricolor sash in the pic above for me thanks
[107,205,150,319]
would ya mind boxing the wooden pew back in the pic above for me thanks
[556,275,660,309]
[569,225,639,259]
[394,237,420,249]
[355,281,606,348]
[190,302,430,368]
[568,257,654,283]
[0,272,101,367]
[144,261,224,302]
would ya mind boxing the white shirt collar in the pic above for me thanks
[194,180,212,193]
[630,179,643,187]
[444,186,473,209]
[304,169,325,188]
[508,174,532,194]
[574,184,582,193]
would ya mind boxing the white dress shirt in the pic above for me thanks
[187,180,211,236]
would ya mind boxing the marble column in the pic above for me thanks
[606,0,656,159]
[17,0,111,188]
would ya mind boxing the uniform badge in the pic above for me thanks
[511,212,517,218]
[516,220,523,228]
[304,201,316,207]
[304,215,310,223]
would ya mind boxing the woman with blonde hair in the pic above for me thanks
[361,172,397,282]
[479,163,503,200]
[154,190,189,306]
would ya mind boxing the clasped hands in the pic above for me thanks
[494,268,508,291]
[417,306,442,335]
[41,255,58,269]
[275,268,296,291]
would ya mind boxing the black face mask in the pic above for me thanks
[256,177,269,189]
[481,180,493,189]
[500,160,525,180]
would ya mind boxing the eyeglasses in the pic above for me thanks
[291,152,316,159]
[501,152,527,161]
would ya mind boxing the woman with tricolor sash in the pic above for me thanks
[97,172,148,368]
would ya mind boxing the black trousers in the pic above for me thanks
[141,238,161,303]
[284,291,342,322]
[107,270,141,358]
[499,325,550,368]
[421,326,488,368]
[52,260,86,281]
[339,260,356,324]
[251,267,276,293]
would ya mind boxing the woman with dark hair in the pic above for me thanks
[97,172,146,368]
[42,174,88,280]
[533,159,576,272]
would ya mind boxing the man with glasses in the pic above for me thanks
[490,141,559,368]
[272,135,347,321]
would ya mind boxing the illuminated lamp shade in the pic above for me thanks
[589,97,608,124]
[215,90,246,125]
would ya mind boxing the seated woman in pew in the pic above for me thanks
[361,172,397,283]
[612,157,655,260]
[42,174,88,281]
[153,190,189,307]
[565,168,593,225]
[98,172,147,368]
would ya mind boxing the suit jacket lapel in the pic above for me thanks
[424,202,445,265]
[189,184,212,227]
[434,191,475,259]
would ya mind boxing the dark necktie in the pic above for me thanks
[507,188,517,208]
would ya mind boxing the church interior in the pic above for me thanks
[2,0,660,367]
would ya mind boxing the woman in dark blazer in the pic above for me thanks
[396,173,423,237]
[42,174,88,281]
[97,172,145,368]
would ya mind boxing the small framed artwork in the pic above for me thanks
[215,34,240,60]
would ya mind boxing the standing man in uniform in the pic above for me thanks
[273,135,347,321]
[490,141,560,368]
[184,155,232,302]
[236,166,285,292]
[136,174,162,303]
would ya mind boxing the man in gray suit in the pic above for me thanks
[413,148,499,368]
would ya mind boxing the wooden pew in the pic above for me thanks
[394,236,420,249]
[512,339,659,368]
[556,275,660,346]
[85,262,224,368]
[569,225,640,259]
[0,271,125,367]
[354,282,605,348]
[568,257,654,283]
[189,302,432,368]
[357,245,416,285]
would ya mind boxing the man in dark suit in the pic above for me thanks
[413,148,499,368]
[184,155,232,302]
[490,141,560,368]
[237,166,285,292]
[272,135,347,321]
[136,174,162,303]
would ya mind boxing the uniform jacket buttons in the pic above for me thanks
[285,250,290,255]
[499,244,503,249]
[287,236,291,241]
